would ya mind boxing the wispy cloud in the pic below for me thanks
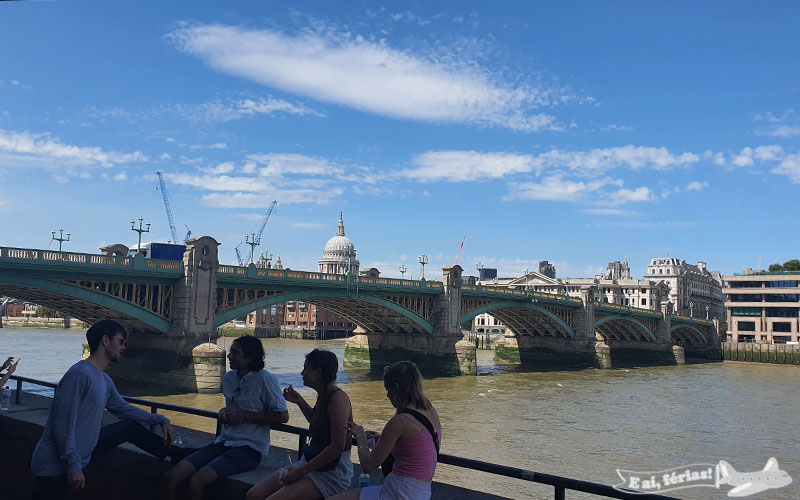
[771,153,800,183]
[600,124,633,132]
[168,23,571,132]
[757,125,800,138]
[400,151,536,182]
[190,142,228,151]
[731,145,784,167]
[686,180,709,192]
[504,175,613,202]
[398,145,703,183]
[0,130,146,175]
[176,97,323,123]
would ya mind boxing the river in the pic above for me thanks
[1,327,797,499]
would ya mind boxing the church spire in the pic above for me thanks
[337,211,345,237]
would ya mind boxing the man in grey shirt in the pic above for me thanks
[31,319,180,500]
[164,334,288,500]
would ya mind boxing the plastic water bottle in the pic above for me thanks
[278,450,293,480]
[359,472,370,488]
[1,386,10,411]
[173,432,183,446]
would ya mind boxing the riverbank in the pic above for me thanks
[0,317,86,329]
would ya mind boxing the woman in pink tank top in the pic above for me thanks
[331,361,442,500]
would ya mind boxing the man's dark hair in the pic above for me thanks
[86,319,127,354]
[305,349,338,385]
[232,335,265,371]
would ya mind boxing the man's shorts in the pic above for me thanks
[183,441,261,478]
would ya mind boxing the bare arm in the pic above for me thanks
[0,358,18,388]
[283,386,314,422]
[352,415,406,474]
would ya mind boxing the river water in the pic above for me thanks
[1,327,798,499]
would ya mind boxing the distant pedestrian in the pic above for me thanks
[1,355,19,388]
[332,361,441,500]
[30,320,185,500]
[246,349,354,500]
[164,335,289,500]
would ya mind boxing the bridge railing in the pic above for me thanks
[0,246,182,273]
[461,284,583,304]
[8,374,677,500]
[216,266,444,290]
[672,315,713,324]
[594,301,663,317]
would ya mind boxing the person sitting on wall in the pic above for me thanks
[164,335,289,500]
[331,361,442,500]
[30,320,187,500]
[1,355,19,389]
[246,349,354,500]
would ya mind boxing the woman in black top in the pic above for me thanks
[246,349,353,500]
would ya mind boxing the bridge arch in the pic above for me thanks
[459,301,576,338]
[215,289,435,334]
[594,315,656,342]
[0,273,172,333]
[670,324,708,344]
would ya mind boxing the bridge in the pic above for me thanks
[0,238,720,393]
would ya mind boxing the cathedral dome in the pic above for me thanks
[318,213,359,275]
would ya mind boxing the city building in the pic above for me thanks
[538,260,556,279]
[724,269,800,344]
[644,258,725,320]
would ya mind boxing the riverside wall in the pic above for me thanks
[722,342,800,364]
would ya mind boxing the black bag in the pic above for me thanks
[302,441,340,471]
[381,408,440,476]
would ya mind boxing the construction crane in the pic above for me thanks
[156,172,192,243]
[235,200,278,266]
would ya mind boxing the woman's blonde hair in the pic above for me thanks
[383,361,431,410]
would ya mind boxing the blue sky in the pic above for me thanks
[1,1,799,279]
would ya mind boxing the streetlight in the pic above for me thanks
[51,228,70,252]
[244,232,260,265]
[130,217,151,255]
[398,265,407,279]
[689,301,695,318]
[418,254,428,280]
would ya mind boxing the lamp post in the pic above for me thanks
[705,305,709,320]
[51,228,70,252]
[244,232,260,265]
[130,217,151,255]
[398,265,407,279]
[418,254,428,280]
[689,301,694,318]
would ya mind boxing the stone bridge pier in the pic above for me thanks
[344,265,477,377]
[106,237,226,394]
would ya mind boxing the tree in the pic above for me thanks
[768,259,800,272]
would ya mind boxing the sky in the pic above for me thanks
[1,1,799,280]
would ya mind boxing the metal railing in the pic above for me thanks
[6,374,677,500]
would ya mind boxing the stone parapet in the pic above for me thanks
[344,332,476,376]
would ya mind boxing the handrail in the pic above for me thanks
[6,374,677,500]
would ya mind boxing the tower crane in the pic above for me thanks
[156,172,192,243]
[235,200,277,266]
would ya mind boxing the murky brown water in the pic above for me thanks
[2,328,798,499]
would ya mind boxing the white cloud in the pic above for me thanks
[178,97,322,123]
[190,142,228,151]
[0,130,147,172]
[771,153,800,183]
[536,145,700,175]
[686,181,709,192]
[165,137,176,143]
[767,125,800,138]
[398,145,701,183]
[247,153,346,178]
[732,145,785,167]
[754,110,795,123]
[607,186,653,205]
[0,199,9,207]
[160,153,171,160]
[168,24,567,132]
[113,172,128,181]
[401,151,536,182]
[504,175,612,202]
[600,124,633,132]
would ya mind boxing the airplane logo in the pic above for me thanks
[717,458,792,497]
